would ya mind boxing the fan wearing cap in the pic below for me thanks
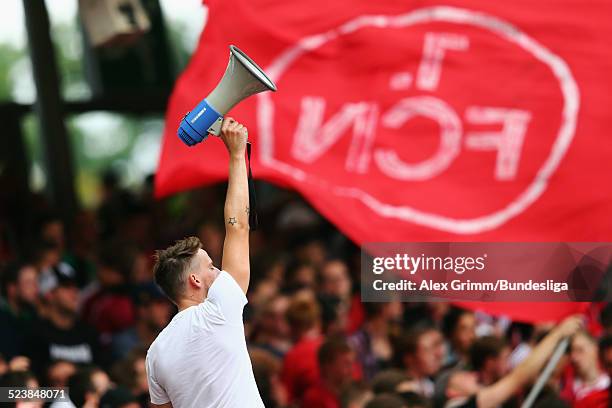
[145,118,264,407]
[24,262,102,376]
[111,282,173,360]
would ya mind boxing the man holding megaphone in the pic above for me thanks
[145,117,265,408]
[145,45,276,408]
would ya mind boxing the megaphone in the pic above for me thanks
[178,45,277,146]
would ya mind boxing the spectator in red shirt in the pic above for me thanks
[281,293,323,403]
[302,336,356,408]
[81,241,136,338]
[563,330,610,406]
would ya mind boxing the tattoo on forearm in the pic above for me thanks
[228,217,237,226]
[245,207,250,215]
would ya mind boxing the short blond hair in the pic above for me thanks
[153,236,201,303]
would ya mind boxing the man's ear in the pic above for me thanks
[190,273,202,288]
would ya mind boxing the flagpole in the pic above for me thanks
[521,337,570,408]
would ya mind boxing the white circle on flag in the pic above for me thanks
[257,6,579,234]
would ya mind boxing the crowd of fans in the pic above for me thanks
[1,173,611,408]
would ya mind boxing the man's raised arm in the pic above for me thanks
[476,315,583,408]
[220,117,250,293]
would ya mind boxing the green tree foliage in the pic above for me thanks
[0,42,25,100]
[3,4,196,206]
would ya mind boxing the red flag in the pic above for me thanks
[156,0,611,242]
[155,1,612,319]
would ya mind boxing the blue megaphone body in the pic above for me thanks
[178,45,277,146]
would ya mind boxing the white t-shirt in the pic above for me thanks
[146,271,264,408]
